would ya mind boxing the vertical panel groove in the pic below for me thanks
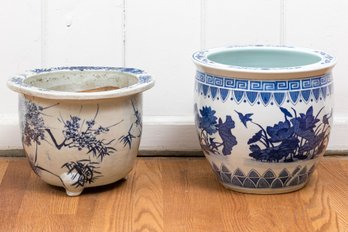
[122,0,127,67]
[280,0,286,45]
[200,0,206,50]
[41,0,47,67]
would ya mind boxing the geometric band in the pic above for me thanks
[195,71,333,106]
[196,71,332,91]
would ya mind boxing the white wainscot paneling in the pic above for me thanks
[1,0,348,153]
[0,0,41,115]
[43,0,124,67]
[0,114,21,150]
[204,0,282,48]
[126,0,201,117]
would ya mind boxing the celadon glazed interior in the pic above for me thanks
[207,49,322,68]
[193,45,336,79]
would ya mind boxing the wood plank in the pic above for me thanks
[0,160,32,231]
[0,160,9,184]
[18,171,79,215]
[131,159,164,232]
[0,157,348,231]
[87,168,134,231]
[161,158,195,231]
[13,215,77,232]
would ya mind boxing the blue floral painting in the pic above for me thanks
[62,159,102,188]
[22,99,141,189]
[195,105,237,156]
[45,105,121,161]
[236,106,332,163]
[23,101,53,146]
[119,101,142,148]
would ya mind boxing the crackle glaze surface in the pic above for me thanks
[193,45,335,194]
[8,67,154,196]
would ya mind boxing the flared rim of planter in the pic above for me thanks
[192,45,336,79]
[7,66,155,100]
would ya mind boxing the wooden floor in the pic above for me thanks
[0,157,348,231]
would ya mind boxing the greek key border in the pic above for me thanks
[196,71,332,92]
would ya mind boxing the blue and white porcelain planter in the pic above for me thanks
[192,45,336,194]
[7,67,154,196]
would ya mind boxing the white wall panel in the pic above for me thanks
[286,0,348,115]
[0,0,41,114]
[205,0,282,48]
[43,0,124,67]
[126,0,201,116]
[0,0,347,151]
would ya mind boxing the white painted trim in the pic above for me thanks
[141,116,200,151]
[0,113,347,152]
[328,114,348,151]
[0,113,22,150]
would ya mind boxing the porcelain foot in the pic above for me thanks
[60,172,84,196]
[65,189,83,197]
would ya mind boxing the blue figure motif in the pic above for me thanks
[236,106,332,162]
[195,105,237,156]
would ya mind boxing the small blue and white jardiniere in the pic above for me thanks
[192,45,336,194]
[7,66,154,196]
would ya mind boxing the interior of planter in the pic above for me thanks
[207,48,322,68]
[23,71,138,92]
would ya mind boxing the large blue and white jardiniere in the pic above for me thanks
[192,45,336,194]
[7,67,154,196]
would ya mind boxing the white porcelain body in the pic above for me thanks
[192,45,336,194]
[8,67,154,196]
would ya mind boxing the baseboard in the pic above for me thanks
[1,113,347,154]
[328,114,348,151]
[0,113,22,150]
[142,115,348,153]
[141,116,200,151]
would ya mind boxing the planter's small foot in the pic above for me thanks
[60,172,84,196]
[65,189,83,197]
